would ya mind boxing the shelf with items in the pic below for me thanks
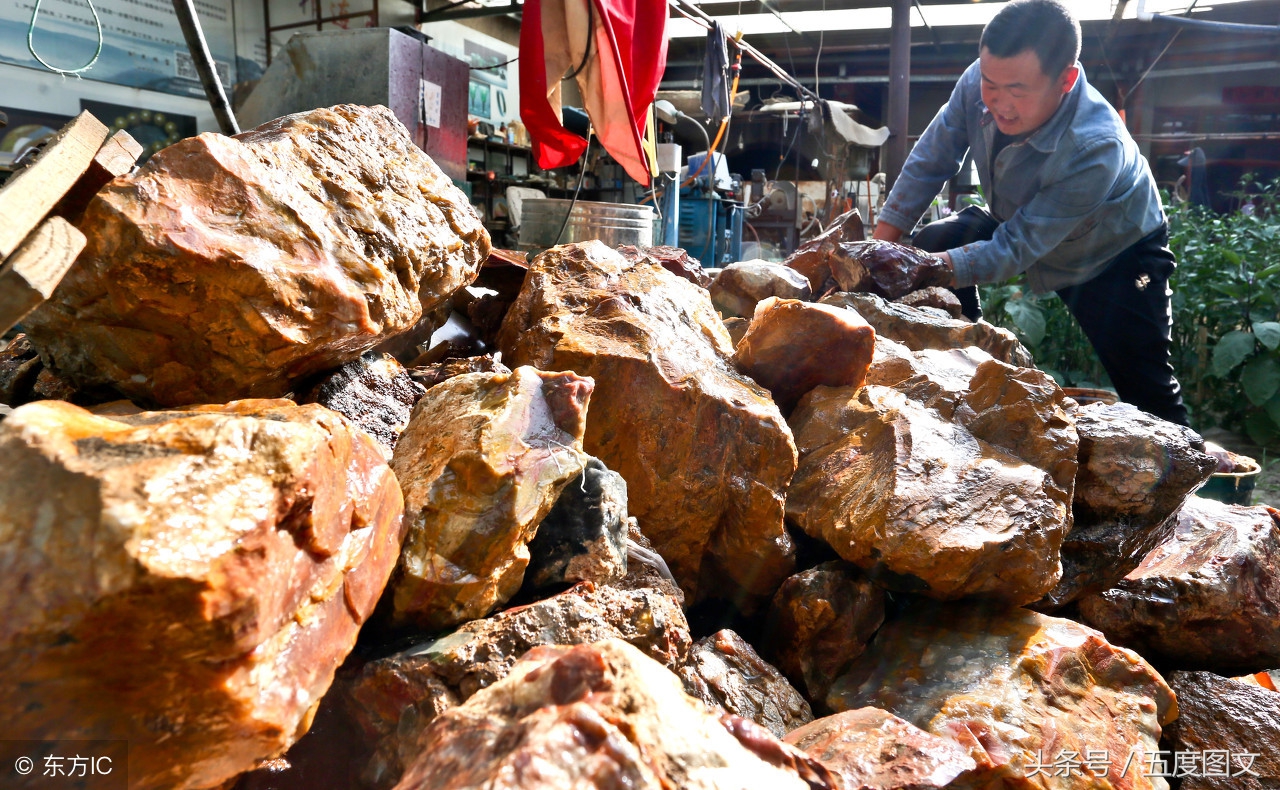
[464,134,643,246]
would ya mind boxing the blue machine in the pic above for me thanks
[678,196,743,267]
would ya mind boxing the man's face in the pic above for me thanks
[979,47,1079,137]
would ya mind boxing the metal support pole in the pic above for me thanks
[883,0,911,189]
[172,0,240,135]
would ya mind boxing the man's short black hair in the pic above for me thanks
[980,0,1082,77]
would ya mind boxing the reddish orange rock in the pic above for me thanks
[498,241,797,606]
[734,297,876,413]
[24,105,489,406]
[0,398,405,790]
[828,604,1177,790]
[785,708,976,790]
[345,583,692,788]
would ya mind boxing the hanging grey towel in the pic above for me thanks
[701,21,730,122]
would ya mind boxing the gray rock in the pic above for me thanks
[1078,496,1280,672]
[711,260,813,318]
[678,629,814,739]
[820,291,1034,367]
[300,351,425,457]
[1164,670,1280,790]
[524,457,629,592]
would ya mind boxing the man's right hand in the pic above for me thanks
[872,222,904,243]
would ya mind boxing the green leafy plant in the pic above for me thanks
[980,175,1280,447]
[978,282,1107,389]
[1168,175,1280,446]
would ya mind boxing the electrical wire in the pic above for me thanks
[565,0,595,81]
[471,56,518,71]
[554,135,593,245]
[28,0,102,76]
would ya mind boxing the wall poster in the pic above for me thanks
[419,20,518,127]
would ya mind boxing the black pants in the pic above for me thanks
[912,206,1190,426]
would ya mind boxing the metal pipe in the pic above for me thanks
[883,0,911,188]
[668,0,818,101]
[172,0,240,135]
[1145,13,1280,35]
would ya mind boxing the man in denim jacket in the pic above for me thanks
[873,0,1188,425]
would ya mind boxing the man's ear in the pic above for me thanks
[1060,64,1080,95]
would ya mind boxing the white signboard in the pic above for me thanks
[421,79,442,128]
[1,0,238,97]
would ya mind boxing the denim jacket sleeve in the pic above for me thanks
[948,135,1125,288]
[876,64,977,234]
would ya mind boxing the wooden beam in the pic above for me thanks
[0,217,87,337]
[0,111,108,260]
[53,129,145,223]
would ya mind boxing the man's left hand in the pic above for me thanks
[933,250,955,286]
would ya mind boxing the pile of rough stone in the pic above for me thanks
[1,104,1277,790]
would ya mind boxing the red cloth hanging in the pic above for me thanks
[519,0,667,186]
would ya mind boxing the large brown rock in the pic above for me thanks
[734,297,877,414]
[0,398,404,790]
[711,260,813,318]
[786,367,1076,605]
[25,105,489,406]
[392,639,838,790]
[785,207,866,293]
[388,365,593,631]
[825,240,952,300]
[678,629,814,739]
[789,336,988,457]
[300,351,426,458]
[498,240,797,606]
[1163,670,1280,789]
[784,708,976,790]
[1036,402,1216,609]
[346,582,692,788]
[763,561,886,706]
[821,292,1035,367]
[1078,496,1280,672]
[828,604,1177,790]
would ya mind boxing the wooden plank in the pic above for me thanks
[53,129,146,223]
[0,111,108,260]
[0,217,87,336]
